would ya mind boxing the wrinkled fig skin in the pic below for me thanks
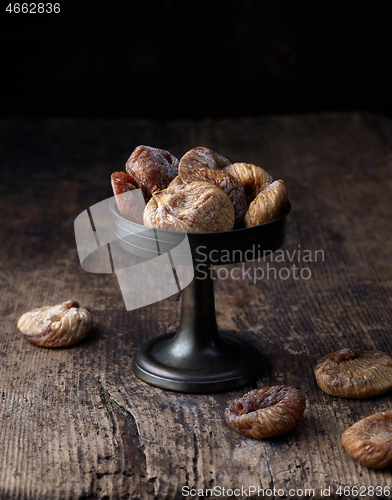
[111,171,137,194]
[17,300,93,347]
[341,411,392,469]
[176,168,247,227]
[111,172,138,220]
[314,348,392,398]
[167,175,184,189]
[126,145,179,198]
[224,162,273,204]
[225,386,306,439]
[143,181,235,233]
[244,180,288,227]
[178,146,231,175]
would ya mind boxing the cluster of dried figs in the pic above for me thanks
[16,295,392,471]
[314,348,392,469]
[224,348,392,470]
[111,145,288,232]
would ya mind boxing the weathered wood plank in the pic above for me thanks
[0,113,392,498]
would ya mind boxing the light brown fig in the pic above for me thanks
[126,145,179,198]
[167,175,184,189]
[341,411,392,469]
[224,162,273,204]
[178,146,231,175]
[244,180,288,227]
[224,386,306,439]
[17,300,93,347]
[177,168,247,227]
[314,348,392,398]
[143,181,235,233]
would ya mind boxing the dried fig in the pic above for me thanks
[314,348,392,398]
[341,411,392,469]
[17,299,93,347]
[224,162,272,204]
[167,175,184,189]
[111,171,139,220]
[178,146,231,175]
[225,386,306,439]
[177,168,247,226]
[126,145,179,198]
[244,180,288,227]
[143,181,235,233]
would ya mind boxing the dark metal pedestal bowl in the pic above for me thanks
[111,201,291,393]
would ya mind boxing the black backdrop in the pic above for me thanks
[2,0,392,119]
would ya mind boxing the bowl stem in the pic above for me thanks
[132,264,262,393]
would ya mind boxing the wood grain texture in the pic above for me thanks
[0,113,392,499]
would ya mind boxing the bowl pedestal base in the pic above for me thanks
[132,265,262,393]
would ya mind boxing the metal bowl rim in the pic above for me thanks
[109,198,291,240]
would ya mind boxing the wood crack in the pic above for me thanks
[192,430,199,484]
[96,375,147,481]
[3,114,392,498]
[265,457,275,491]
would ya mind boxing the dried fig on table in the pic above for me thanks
[126,145,179,198]
[224,162,272,204]
[244,180,288,227]
[314,348,392,398]
[225,386,306,439]
[341,411,392,469]
[17,300,93,347]
[177,168,247,227]
[143,181,235,233]
[178,146,231,175]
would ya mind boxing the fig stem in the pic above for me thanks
[333,348,357,363]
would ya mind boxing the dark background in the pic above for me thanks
[1,0,392,120]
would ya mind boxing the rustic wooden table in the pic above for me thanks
[1,113,392,499]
